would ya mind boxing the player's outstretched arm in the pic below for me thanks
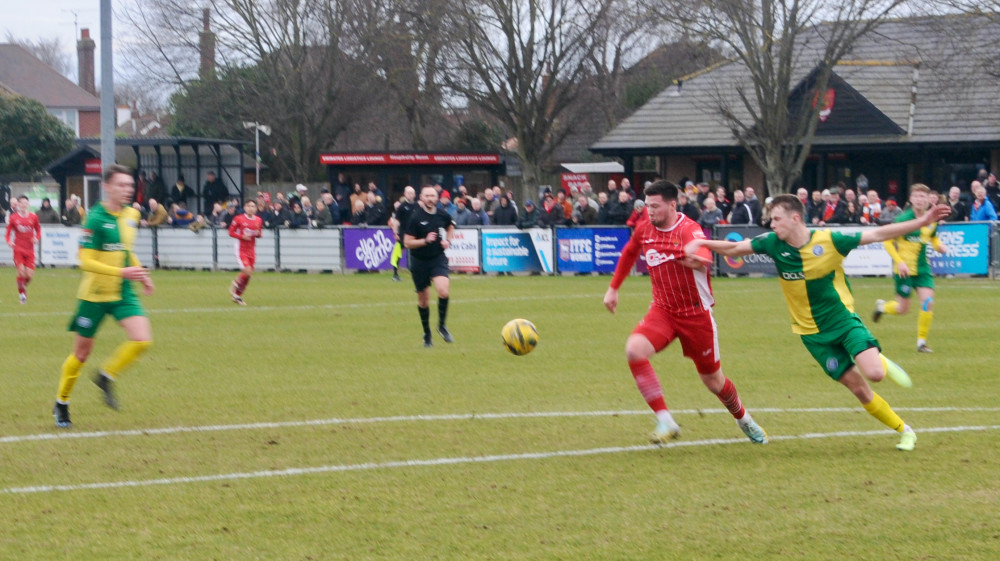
[859,203,950,245]
[685,238,754,258]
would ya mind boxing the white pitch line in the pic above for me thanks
[4,406,1000,445]
[0,293,599,318]
[4,424,999,495]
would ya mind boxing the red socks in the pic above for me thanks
[628,359,668,413]
[716,377,746,419]
[235,273,250,295]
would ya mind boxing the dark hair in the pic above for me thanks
[643,180,679,201]
[103,163,133,182]
[771,194,805,219]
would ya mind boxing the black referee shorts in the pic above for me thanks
[410,253,450,292]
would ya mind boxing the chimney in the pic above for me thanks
[77,28,96,96]
[199,9,216,80]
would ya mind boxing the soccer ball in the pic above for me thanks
[501,318,539,356]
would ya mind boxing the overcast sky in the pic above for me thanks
[2,1,127,80]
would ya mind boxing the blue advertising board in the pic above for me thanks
[555,227,630,273]
[482,228,553,273]
[929,222,992,275]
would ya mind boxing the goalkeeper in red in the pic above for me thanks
[872,184,946,353]
[228,199,263,305]
[54,165,154,428]
[5,195,41,304]
[604,180,768,445]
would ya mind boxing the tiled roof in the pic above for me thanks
[592,15,1000,153]
[0,44,100,109]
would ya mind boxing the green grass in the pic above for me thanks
[2,269,999,560]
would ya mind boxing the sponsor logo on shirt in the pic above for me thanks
[644,249,676,267]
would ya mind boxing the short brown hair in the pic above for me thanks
[103,163,133,182]
[770,194,805,220]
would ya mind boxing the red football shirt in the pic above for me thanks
[610,213,714,317]
[5,211,41,251]
[228,213,263,253]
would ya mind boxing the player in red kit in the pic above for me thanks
[603,180,767,444]
[228,200,263,305]
[5,195,42,304]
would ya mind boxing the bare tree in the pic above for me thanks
[121,0,379,181]
[583,2,662,130]
[655,0,913,193]
[347,0,451,150]
[441,0,615,193]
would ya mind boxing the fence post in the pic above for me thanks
[274,227,281,271]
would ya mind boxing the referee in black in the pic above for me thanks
[403,185,455,347]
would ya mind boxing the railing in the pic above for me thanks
[3,222,997,277]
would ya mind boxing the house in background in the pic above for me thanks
[0,29,101,137]
[591,15,1000,200]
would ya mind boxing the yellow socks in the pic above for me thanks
[100,340,152,378]
[918,310,933,341]
[863,392,905,432]
[884,300,900,315]
[57,354,85,403]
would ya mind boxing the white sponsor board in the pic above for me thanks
[446,228,481,273]
[40,227,81,266]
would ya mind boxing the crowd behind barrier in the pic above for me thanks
[1,222,997,278]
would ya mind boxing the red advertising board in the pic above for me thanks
[319,153,500,166]
[561,173,588,194]
[84,158,102,174]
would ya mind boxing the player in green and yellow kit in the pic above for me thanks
[53,164,154,428]
[686,194,950,451]
[872,184,947,353]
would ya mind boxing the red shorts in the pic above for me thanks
[235,245,256,269]
[633,306,721,374]
[13,247,35,269]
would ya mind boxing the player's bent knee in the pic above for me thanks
[624,336,654,362]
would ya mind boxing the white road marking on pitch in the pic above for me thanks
[4,406,1000,445]
[3,424,999,495]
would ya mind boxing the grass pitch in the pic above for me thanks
[1,269,999,560]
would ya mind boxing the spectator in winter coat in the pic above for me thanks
[517,200,541,228]
[493,195,519,226]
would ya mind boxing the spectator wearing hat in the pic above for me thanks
[878,197,903,224]
[288,183,308,207]
[493,195,518,226]
[819,186,848,225]
[438,190,457,218]
[518,199,541,228]
[454,197,474,225]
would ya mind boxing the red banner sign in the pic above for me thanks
[84,158,102,174]
[561,173,588,194]
[320,153,501,166]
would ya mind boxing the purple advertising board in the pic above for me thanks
[343,227,406,270]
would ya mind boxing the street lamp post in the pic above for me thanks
[242,121,272,186]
